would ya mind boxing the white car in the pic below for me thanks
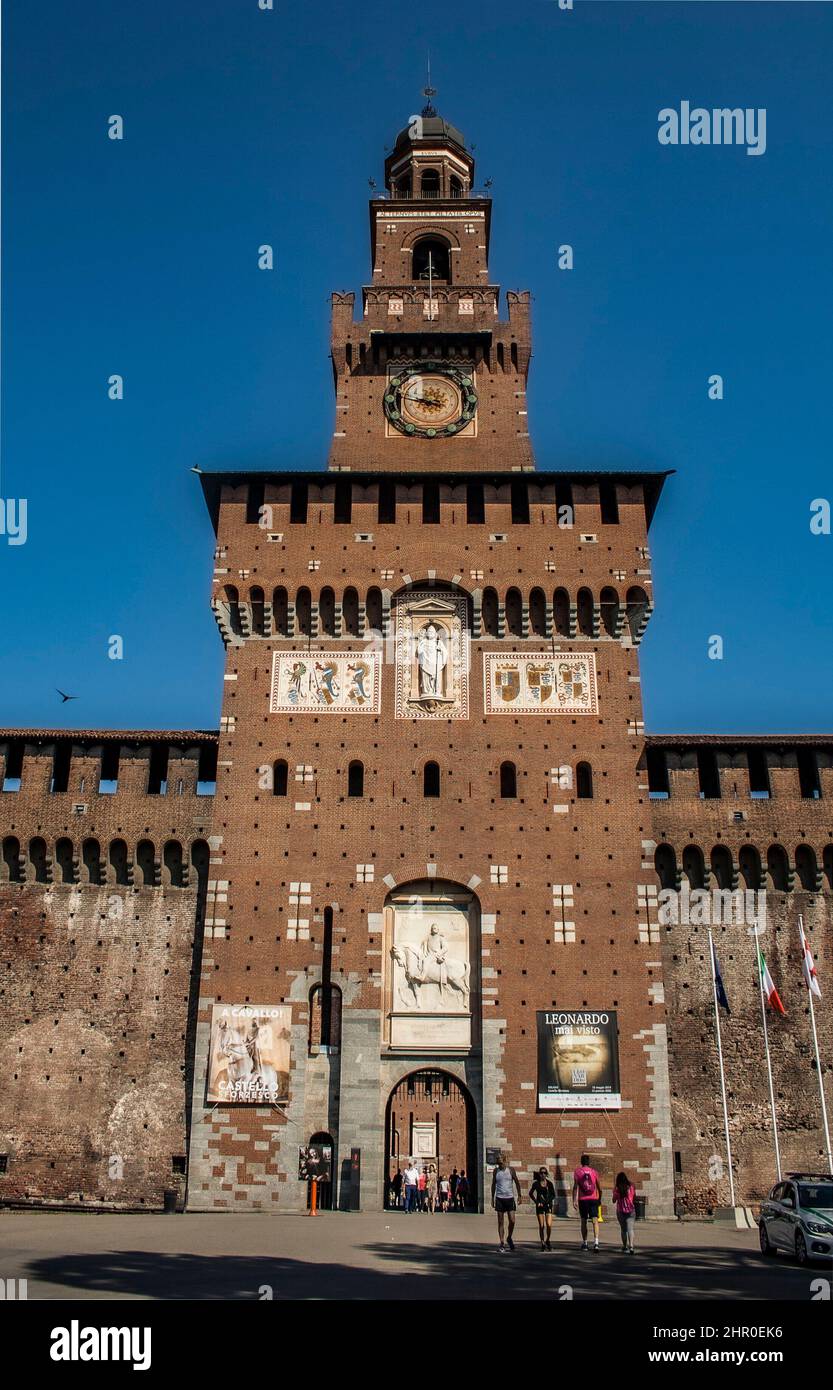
[759,1173,833,1265]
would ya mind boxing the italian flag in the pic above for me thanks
[759,949,786,1015]
[798,919,822,1000]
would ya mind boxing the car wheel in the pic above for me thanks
[759,1222,775,1257]
[795,1230,808,1266]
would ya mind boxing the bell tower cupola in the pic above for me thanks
[327,90,534,473]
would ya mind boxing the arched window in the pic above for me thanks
[272,586,289,637]
[576,762,593,799]
[29,837,49,884]
[191,839,210,896]
[738,844,762,890]
[394,178,411,198]
[309,906,342,1058]
[348,761,364,797]
[710,845,734,891]
[500,761,517,799]
[424,762,441,798]
[164,840,184,888]
[505,588,523,637]
[600,586,620,638]
[136,840,156,887]
[553,588,571,637]
[413,234,449,279]
[655,844,677,890]
[481,587,499,637]
[682,845,705,889]
[626,586,649,642]
[767,844,789,891]
[109,839,129,887]
[223,585,242,637]
[250,586,265,636]
[418,170,440,200]
[2,836,22,883]
[295,587,312,637]
[795,844,818,892]
[273,760,288,797]
[54,837,75,884]
[577,587,594,637]
[82,838,102,886]
[449,175,463,198]
[342,586,360,637]
[366,587,383,636]
[319,586,336,637]
[529,587,547,637]
[309,984,342,1056]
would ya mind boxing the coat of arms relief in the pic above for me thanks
[394,591,469,719]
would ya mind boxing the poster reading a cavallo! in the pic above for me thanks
[207,1005,291,1104]
[537,1010,621,1110]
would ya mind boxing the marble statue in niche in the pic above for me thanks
[394,591,469,719]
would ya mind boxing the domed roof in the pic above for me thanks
[393,111,468,152]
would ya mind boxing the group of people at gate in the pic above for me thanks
[388,1164,473,1212]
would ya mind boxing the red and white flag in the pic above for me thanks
[798,919,822,1000]
[759,949,786,1015]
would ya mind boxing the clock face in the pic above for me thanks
[384,363,478,438]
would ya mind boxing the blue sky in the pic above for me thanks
[1,0,831,733]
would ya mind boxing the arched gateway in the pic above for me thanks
[377,879,483,1210]
[385,1070,478,1210]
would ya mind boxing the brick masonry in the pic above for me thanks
[1,108,830,1218]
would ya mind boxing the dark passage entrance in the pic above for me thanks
[384,1069,477,1210]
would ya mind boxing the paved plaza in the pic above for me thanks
[1,1209,826,1301]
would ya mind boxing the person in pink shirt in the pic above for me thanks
[572,1153,602,1251]
[613,1171,637,1253]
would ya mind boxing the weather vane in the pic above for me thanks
[422,53,437,117]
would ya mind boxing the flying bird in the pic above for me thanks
[56,689,78,703]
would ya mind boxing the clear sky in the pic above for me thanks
[1,0,831,734]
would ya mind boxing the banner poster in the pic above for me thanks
[298,1145,333,1182]
[207,1004,291,1104]
[537,1010,621,1110]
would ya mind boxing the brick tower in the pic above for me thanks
[185,99,675,1215]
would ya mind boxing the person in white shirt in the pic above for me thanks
[404,1161,420,1214]
[491,1152,522,1251]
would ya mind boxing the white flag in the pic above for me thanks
[799,919,822,1000]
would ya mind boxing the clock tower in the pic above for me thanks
[328,97,534,472]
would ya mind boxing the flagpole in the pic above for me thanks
[799,916,833,1174]
[757,948,782,1181]
[707,929,736,1207]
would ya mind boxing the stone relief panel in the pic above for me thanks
[483,652,598,715]
[270,652,381,714]
[394,591,469,719]
[385,886,476,1052]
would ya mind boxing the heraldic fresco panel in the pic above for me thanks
[394,591,469,720]
[270,651,381,713]
[483,652,598,715]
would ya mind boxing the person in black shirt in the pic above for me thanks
[529,1166,556,1250]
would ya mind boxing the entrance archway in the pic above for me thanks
[384,1070,477,1211]
[305,1130,335,1211]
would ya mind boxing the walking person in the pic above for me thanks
[403,1160,420,1213]
[449,1167,459,1210]
[438,1173,450,1212]
[613,1171,636,1253]
[572,1153,603,1251]
[457,1170,470,1211]
[427,1164,438,1214]
[390,1167,403,1210]
[529,1166,556,1250]
[418,1167,427,1212]
[491,1153,522,1252]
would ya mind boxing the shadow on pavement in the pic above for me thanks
[24,1237,814,1301]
